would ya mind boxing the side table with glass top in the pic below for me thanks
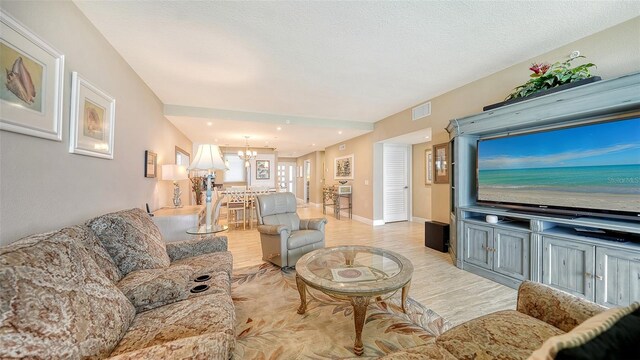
[295,246,414,356]
[186,224,228,236]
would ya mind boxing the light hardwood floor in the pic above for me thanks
[225,206,517,326]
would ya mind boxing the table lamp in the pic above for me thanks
[161,164,188,207]
[188,144,226,230]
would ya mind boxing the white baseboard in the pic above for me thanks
[372,219,385,226]
[325,206,374,226]
[412,216,430,223]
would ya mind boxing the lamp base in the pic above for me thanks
[173,182,183,208]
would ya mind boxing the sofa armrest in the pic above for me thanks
[516,281,605,332]
[299,218,328,232]
[106,333,233,360]
[257,224,290,236]
[165,235,228,262]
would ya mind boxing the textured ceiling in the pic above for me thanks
[74,1,639,156]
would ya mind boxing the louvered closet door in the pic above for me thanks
[383,144,409,223]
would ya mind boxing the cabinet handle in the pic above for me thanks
[585,272,604,281]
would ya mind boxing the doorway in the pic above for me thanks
[303,160,311,203]
[277,162,296,194]
[383,143,410,222]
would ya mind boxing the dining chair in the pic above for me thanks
[226,188,246,230]
[247,187,271,228]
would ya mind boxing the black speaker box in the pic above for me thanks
[425,221,449,252]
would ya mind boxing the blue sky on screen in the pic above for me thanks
[478,118,640,170]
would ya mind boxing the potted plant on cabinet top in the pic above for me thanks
[484,54,599,111]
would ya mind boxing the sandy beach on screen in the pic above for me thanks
[478,188,640,212]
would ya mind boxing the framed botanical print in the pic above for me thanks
[0,9,64,141]
[144,150,157,178]
[69,72,115,159]
[425,149,433,185]
[433,143,449,184]
[334,154,354,180]
[256,160,270,180]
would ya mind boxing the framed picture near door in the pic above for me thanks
[425,149,433,185]
[433,143,449,184]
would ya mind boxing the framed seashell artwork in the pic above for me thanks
[69,72,116,159]
[0,9,64,141]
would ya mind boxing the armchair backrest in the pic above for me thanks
[255,192,300,231]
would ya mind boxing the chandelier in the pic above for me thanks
[238,136,257,167]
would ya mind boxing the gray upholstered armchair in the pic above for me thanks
[255,192,327,268]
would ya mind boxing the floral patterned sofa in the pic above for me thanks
[0,208,235,359]
[381,280,640,360]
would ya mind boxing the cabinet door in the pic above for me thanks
[596,247,640,307]
[542,236,595,300]
[493,229,530,281]
[463,223,493,270]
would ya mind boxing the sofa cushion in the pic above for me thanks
[0,230,135,359]
[110,292,235,356]
[436,310,564,360]
[64,224,122,283]
[288,229,324,249]
[118,266,230,313]
[88,208,170,275]
[530,302,640,360]
[170,250,233,280]
[165,235,228,262]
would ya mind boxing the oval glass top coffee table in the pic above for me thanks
[295,246,414,356]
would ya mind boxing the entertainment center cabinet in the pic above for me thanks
[446,72,640,307]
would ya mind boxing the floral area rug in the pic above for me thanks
[231,263,451,359]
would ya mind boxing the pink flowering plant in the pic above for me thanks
[506,56,596,100]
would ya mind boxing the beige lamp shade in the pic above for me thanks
[189,144,226,171]
[161,164,188,181]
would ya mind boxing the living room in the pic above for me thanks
[1,1,639,359]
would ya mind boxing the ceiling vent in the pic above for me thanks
[412,102,431,121]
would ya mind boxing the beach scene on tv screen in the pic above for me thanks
[477,118,640,213]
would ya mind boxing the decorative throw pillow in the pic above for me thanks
[0,230,136,359]
[88,208,171,275]
[528,301,640,360]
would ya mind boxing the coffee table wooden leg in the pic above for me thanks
[401,281,411,314]
[350,296,370,356]
[296,274,307,314]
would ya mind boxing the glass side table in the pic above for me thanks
[186,224,228,235]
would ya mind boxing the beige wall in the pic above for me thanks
[328,17,640,224]
[324,133,375,219]
[0,2,192,245]
[412,142,433,220]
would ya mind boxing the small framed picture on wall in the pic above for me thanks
[256,160,270,180]
[144,150,157,178]
[433,143,449,184]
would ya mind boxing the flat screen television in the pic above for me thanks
[477,116,640,221]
